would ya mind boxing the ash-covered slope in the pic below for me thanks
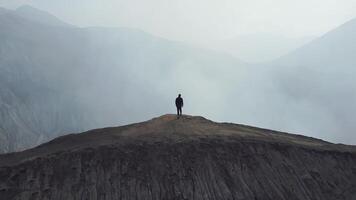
[0,115,355,200]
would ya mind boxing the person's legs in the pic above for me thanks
[177,107,182,117]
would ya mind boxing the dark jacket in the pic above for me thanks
[175,97,183,108]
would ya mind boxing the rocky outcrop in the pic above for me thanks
[0,115,355,200]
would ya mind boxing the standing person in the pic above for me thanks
[175,94,184,117]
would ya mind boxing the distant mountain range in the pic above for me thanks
[0,5,356,152]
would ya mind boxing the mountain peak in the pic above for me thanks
[150,114,210,123]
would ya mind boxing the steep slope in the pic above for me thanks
[0,115,355,200]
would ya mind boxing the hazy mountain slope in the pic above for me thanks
[0,71,89,152]
[0,7,8,14]
[14,5,73,27]
[0,15,91,152]
[0,6,248,153]
[275,18,356,67]
[0,115,355,200]
[262,18,356,144]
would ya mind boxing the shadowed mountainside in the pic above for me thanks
[0,115,355,200]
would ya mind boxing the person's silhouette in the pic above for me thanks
[175,94,184,117]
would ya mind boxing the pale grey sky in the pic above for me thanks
[1,0,356,43]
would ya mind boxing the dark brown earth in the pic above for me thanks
[0,114,356,200]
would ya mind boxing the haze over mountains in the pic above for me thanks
[0,6,247,152]
[265,18,356,145]
[198,34,315,62]
[0,5,356,152]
